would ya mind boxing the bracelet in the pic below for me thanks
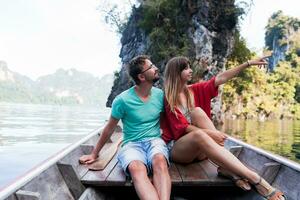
[246,60,250,66]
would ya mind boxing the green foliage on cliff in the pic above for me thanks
[222,11,300,120]
[223,58,300,120]
[139,0,190,62]
[265,10,300,50]
[223,62,300,118]
[227,32,255,63]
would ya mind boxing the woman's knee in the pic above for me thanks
[190,107,206,119]
[190,130,209,140]
[189,130,212,148]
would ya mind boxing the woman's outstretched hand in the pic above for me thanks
[248,55,270,68]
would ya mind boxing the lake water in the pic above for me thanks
[0,103,300,190]
[0,103,110,189]
[221,118,300,163]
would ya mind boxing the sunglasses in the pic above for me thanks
[140,63,155,74]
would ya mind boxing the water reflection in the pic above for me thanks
[291,123,300,160]
[0,103,110,188]
[221,119,300,163]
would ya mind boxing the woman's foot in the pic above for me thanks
[217,167,251,191]
[253,177,286,200]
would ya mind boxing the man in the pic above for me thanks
[79,55,171,200]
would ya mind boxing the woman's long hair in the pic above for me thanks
[164,56,194,115]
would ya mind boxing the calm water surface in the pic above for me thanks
[221,119,300,163]
[1,103,300,189]
[0,103,110,189]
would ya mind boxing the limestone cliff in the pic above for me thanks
[265,11,300,70]
[106,0,240,123]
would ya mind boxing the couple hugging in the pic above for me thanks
[79,55,285,200]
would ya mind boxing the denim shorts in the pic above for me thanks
[117,137,169,176]
[166,140,175,152]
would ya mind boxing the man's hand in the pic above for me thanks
[78,116,119,165]
[79,154,98,165]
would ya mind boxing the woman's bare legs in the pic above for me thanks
[190,107,217,130]
[171,129,259,183]
[190,107,227,146]
[171,130,284,199]
[171,107,285,199]
[189,107,226,160]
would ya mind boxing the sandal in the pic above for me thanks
[217,167,251,191]
[253,176,287,200]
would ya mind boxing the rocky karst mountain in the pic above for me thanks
[265,11,300,70]
[106,0,240,123]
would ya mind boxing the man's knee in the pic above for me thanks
[128,160,147,177]
[152,154,168,172]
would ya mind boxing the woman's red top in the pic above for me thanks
[161,77,218,143]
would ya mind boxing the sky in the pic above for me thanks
[240,0,300,52]
[0,0,300,80]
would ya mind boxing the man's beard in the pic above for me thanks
[152,77,160,83]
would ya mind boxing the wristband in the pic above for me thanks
[246,60,250,66]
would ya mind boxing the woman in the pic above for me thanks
[161,56,285,200]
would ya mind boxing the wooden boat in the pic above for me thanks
[1,126,299,200]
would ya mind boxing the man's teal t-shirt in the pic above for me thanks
[111,86,164,146]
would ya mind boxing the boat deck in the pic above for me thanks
[80,155,234,187]
[76,132,234,188]
[6,130,296,200]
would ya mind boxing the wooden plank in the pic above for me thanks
[81,154,119,186]
[199,160,234,186]
[58,145,93,179]
[57,163,86,199]
[260,162,281,184]
[15,190,40,200]
[229,146,243,158]
[19,165,74,200]
[88,138,122,171]
[5,194,18,200]
[198,159,218,179]
[78,188,106,200]
[105,162,129,186]
[175,162,208,185]
[169,162,182,185]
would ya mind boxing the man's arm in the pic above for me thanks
[214,56,269,87]
[79,116,119,164]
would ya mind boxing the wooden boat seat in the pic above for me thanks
[80,154,234,187]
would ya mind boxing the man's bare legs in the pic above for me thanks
[128,156,171,200]
[128,161,159,200]
[152,154,171,200]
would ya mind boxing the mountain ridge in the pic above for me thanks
[0,61,113,106]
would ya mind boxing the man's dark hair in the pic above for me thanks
[128,55,149,85]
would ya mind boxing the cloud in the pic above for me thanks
[0,0,122,80]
